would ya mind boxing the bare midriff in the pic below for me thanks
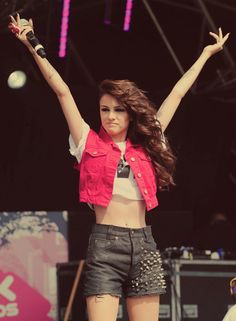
[94,195,146,228]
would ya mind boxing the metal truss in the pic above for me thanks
[142,0,236,96]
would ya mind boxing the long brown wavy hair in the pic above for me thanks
[99,79,176,189]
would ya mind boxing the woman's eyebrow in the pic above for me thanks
[100,104,121,108]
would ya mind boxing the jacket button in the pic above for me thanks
[144,189,148,195]
[137,173,142,178]
[130,157,135,162]
[93,151,98,155]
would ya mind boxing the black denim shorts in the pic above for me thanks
[83,224,166,298]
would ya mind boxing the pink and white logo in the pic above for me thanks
[0,272,53,320]
[0,276,16,302]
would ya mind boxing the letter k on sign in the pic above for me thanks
[0,275,16,301]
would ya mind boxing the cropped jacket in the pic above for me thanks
[74,126,158,211]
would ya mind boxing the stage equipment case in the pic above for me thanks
[163,259,236,321]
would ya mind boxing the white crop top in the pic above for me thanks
[113,141,143,200]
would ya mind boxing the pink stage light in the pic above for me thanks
[58,0,71,58]
[123,0,134,32]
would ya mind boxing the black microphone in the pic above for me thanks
[21,19,46,59]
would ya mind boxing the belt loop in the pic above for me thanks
[107,225,113,239]
[143,227,148,240]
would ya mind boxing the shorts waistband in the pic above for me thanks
[91,223,152,238]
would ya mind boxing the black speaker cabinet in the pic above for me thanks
[166,259,236,321]
[56,261,86,321]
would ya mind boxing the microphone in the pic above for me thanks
[21,19,46,59]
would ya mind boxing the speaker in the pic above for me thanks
[57,261,87,321]
[167,259,236,321]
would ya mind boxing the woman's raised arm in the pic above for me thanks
[9,14,83,146]
[156,28,230,132]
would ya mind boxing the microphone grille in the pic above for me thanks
[20,18,29,26]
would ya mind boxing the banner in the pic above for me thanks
[0,211,68,320]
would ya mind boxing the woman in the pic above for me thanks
[222,277,236,321]
[9,14,229,321]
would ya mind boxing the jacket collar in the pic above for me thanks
[99,126,132,148]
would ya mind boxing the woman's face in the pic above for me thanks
[99,94,130,142]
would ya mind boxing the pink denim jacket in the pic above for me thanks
[74,126,158,211]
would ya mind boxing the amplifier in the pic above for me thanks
[166,259,236,321]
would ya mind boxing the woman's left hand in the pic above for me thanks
[203,27,230,57]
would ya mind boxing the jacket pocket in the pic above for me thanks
[83,148,108,173]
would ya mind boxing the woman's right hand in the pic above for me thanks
[9,13,34,48]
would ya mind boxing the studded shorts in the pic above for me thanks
[83,223,166,298]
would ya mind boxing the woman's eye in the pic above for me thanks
[115,108,126,112]
[101,108,109,112]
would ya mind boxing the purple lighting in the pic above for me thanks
[123,0,134,32]
[58,0,71,58]
[104,0,112,25]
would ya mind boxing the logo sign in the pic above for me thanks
[0,272,53,320]
[0,276,16,302]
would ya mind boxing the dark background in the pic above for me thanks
[0,0,236,233]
